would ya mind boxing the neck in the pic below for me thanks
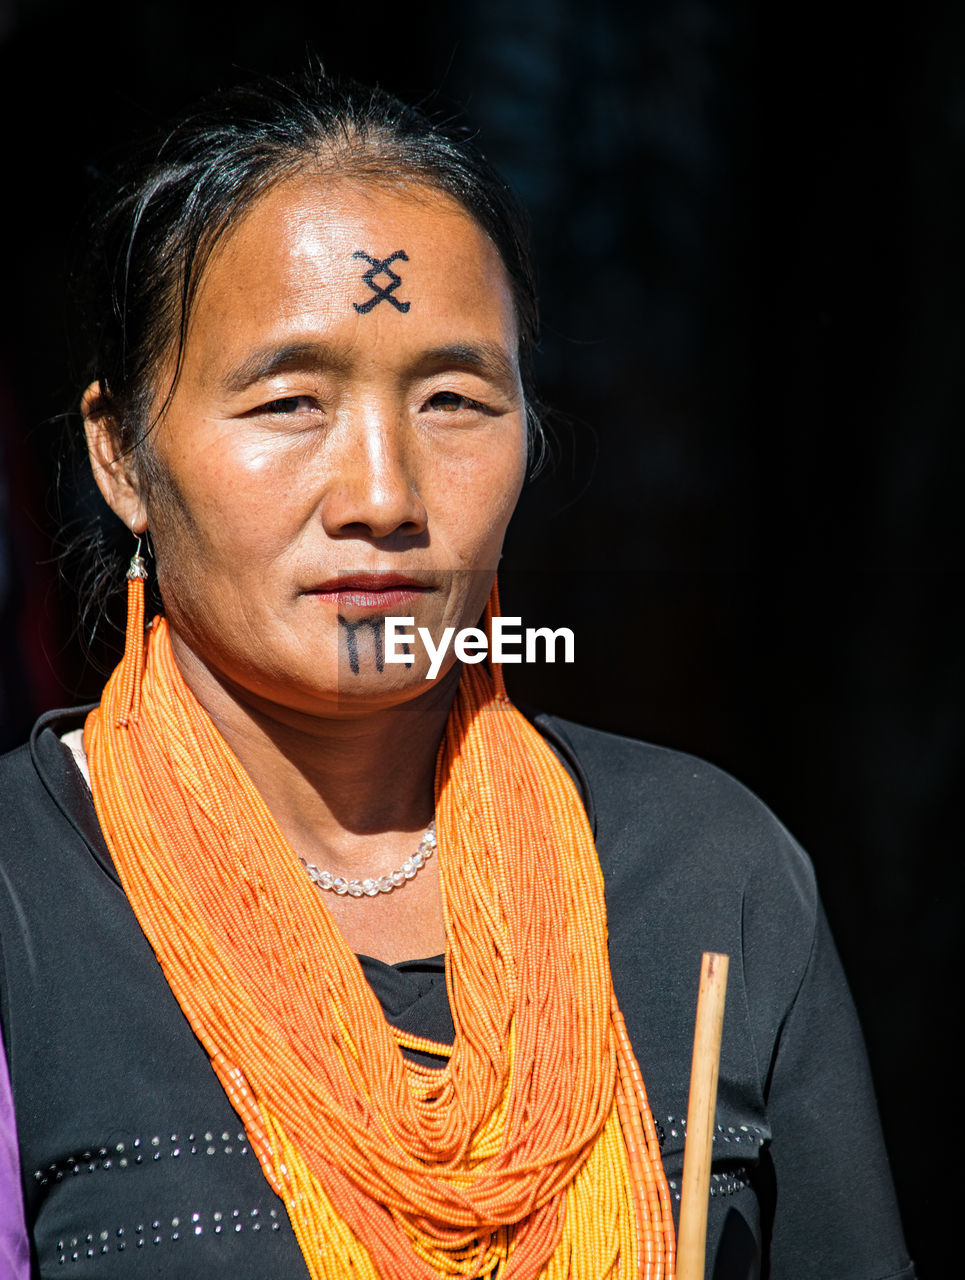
[166,629,459,870]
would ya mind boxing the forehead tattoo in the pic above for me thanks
[352,250,411,314]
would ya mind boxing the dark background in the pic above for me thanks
[1,0,960,1273]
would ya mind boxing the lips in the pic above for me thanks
[306,573,432,610]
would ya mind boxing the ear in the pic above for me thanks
[82,382,149,535]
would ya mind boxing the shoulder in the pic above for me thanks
[533,712,821,1047]
[534,711,816,907]
[0,708,99,866]
[0,739,35,793]
[0,706,89,787]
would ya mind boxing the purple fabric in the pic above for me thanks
[0,1035,29,1279]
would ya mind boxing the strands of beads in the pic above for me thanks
[114,551,148,727]
[84,589,675,1279]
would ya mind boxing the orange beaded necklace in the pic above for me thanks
[84,580,675,1279]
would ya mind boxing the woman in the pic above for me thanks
[0,69,913,1278]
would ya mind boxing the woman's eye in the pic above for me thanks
[425,391,482,413]
[258,395,315,415]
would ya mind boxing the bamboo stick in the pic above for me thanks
[675,951,730,1280]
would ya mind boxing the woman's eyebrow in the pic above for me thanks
[215,339,519,393]
[216,341,339,393]
[418,342,518,387]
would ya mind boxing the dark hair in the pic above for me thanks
[73,65,543,657]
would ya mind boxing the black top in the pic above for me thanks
[0,708,915,1279]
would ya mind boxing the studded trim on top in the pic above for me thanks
[666,1166,753,1203]
[661,1114,767,1149]
[657,1114,763,1202]
[53,1205,282,1264]
[32,1129,252,1190]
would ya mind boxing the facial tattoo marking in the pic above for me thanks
[338,614,386,674]
[352,250,411,314]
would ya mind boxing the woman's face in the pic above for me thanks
[99,176,527,717]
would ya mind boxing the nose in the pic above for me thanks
[320,406,428,542]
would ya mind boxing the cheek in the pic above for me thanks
[463,449,526,552]
[429,430,526,555]
[188,427,296,507]
[151,430,307,566]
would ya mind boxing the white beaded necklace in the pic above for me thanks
[298,823,437,898]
